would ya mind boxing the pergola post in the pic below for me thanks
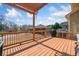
[32,13,36,41]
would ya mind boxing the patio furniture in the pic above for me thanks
[0,42,3,56]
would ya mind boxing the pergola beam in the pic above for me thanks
[6,3,34,14]
[34,3,48,12]
[6,3,47,14]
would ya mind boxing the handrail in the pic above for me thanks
[0,30,47,35]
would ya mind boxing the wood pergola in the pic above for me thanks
[0,4,75,56]
[6,3,47,40]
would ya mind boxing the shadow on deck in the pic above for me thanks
[3,37,75,56]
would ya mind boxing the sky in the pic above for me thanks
[0,3,71,26]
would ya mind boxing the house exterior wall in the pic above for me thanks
[71,3,79,11]
[66,3,79,39]
[70,11,79,33]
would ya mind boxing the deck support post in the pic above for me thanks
[32,13,36,41]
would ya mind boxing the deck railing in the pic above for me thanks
[0,32,31,47]
[0,31,71,47]
[0,30,48,56]
[0,30,48,47]
[0,30,72,56]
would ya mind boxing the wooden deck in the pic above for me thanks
[3,37,75,56]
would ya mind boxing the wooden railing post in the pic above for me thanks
[44,30,47,38]
[62,32,63,38]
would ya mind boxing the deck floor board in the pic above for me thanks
[3,38,75,56]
